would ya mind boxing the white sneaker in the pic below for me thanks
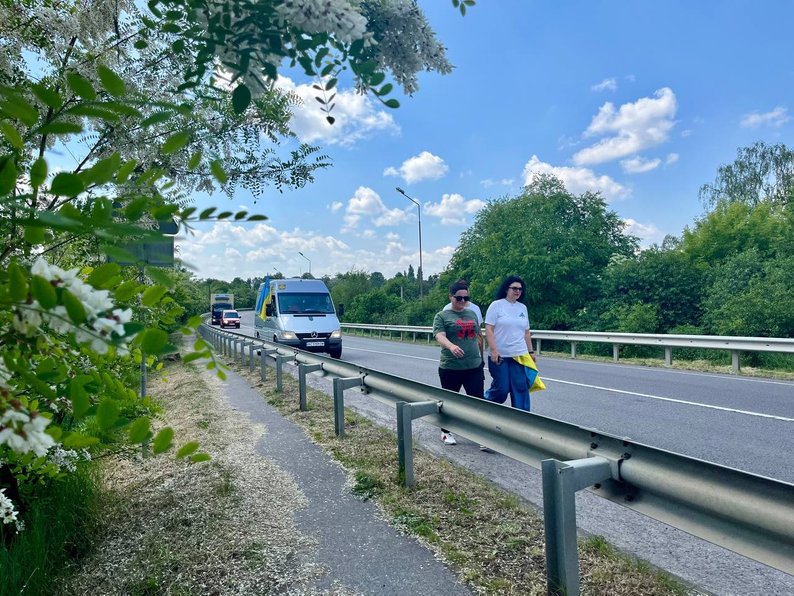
[441,432,457,445]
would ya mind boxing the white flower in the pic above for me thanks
[0,488,18,525]
[0,410,56,457]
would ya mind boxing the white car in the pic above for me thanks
[220,309,241,329]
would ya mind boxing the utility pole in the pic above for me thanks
[396,187,423,299]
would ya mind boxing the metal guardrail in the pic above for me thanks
[199,323,794,593]
[340,323,794,372]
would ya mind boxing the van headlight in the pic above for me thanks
[281,331,297,340]
[330,329,342,339]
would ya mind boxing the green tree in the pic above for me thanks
[447,175,638,329]
[346,289,401,323]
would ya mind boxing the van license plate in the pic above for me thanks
[305,341,324,347]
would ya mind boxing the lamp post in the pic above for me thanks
[396,187,423,298]
[298,251,311,276]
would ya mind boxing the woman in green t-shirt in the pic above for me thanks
[432,280,484,445]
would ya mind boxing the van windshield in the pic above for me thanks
[277,292,335,314]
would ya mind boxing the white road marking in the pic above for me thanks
[347,346,437,362]
[545,377,794,422]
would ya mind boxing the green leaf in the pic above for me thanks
[369,72,386,86]
[64,105,119,121]
[134,39,148,50]
[141,285,168,306]
[124,197,148,221]
[62,433,99,448]
[140,328,168,354]
[8,261,28,301]
[66,72,96,100]
[31,84,62,109]
[1,96,39,126]
[234,211,248,220]
[152,427,174,454]
[198,207,216,219]
[116,159,137,183]
[384,98,400,109]
[161,131,190,155]
[171,39,185,53]
[325,78,338,91]
[144,266,174,287]
[140,111,173,127]
[187,151,202,170]
[216,211,233,219]
[376,83,393,97]
[181,351,204,364]
[128,417,151,443]
[39,121,84,135]
[210,159,228,184]
[62,288,87,324]
[0,122,23,149]
[114,280,140,301]
[24,226,46,245]
[190,453,211,463]
[70,376,92,418]
[0,155,17,194]
[176,441,200,458]
[30,158,47,188]
[96,399,120,430]
[31,275,57,309]
[87,263,121,288]
[232,84,251,114]
[97,64,126,97]
[247,214,268,221]
[50,172,85,196]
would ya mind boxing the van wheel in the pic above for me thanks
[329,347,342,359]
[255,331,259,338]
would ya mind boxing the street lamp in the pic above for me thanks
[298,251,311,276]
[396,187,423,298]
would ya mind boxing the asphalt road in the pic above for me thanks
[229,313,794,595]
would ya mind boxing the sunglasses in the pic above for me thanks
[453,295,471,302]
[508,286,523,292]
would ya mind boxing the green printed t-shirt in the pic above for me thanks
[432,308,482,370]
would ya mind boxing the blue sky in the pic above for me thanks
[178,0,794,282]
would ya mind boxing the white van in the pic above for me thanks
[254,278,344,358]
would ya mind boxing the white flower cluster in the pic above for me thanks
[48,446,91,473]
[275,0,368,44]
[13,258,133,355]
[0,409,56,457]
[0,488,18,526]
[360,0,452,94]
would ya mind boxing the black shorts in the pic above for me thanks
[438,366,484,398]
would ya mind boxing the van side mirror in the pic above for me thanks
[337,303,345,317]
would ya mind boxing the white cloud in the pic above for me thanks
[591,77,617,92]
[276,76,399,146]
[620,156,661,174]
[383,151,449,184]
[573,87,678,166]
[385,232,401,241]
[680,129,692,138]
[740,106,790,129]
[623,219,665,248]
[522,155,630,201]
[480,178,514,188]
[342,186,410,232]
[424,193,486,225]
[330,201,343,213]
[665,153,679,166]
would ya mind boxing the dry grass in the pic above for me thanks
[59,364,335,595]
[236,365,693,596]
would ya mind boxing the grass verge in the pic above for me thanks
[235,362,694,596]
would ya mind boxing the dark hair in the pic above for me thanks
[495,275,525,301]
[449,280,469,295]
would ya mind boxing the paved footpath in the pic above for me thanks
[216,366,471,596]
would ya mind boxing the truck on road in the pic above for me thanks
[210,293,234,325]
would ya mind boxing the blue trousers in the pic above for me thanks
[485,357,530,411]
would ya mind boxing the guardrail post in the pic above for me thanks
[248,343,256,371]
[332,376,364,436]
[274,354,293,392]
[298,363,324,411]
[396,400,442,488]
[259,348,276,381]
[542,457,613,596]
[612,344,620,362]
[732,350,741,373]
[239,341,250,365]
[571,341,577,359]
[536,338,542,355]
[665,346,673,366]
